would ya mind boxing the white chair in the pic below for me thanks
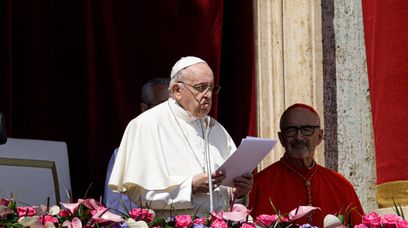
[0,138,71,206]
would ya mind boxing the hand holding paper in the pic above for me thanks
[216,136,277,187]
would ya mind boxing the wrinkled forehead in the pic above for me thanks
[281,107,320,127]
[182,63,214,83]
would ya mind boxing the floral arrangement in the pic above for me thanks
[355,212,408,228]
[1,196,407,228]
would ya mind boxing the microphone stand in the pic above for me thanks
[203,116,213,212]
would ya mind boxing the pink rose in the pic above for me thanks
[398,219,408,228]
[175,215,193,228]
[193,217,207,225]
[362,212,381,228]
[38,215,58,224]
[241,222,256,228]
[17,206,37,217]
[210,219,228,228]
[381,214,403,227]
[129,208,154,222]
[256,214,278,227]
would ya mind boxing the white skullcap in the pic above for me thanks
[170,56,206,78]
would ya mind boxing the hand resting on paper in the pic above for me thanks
[192,171,225,194]
[232,172,253,198]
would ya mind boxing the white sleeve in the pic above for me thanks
[137,177,194,210]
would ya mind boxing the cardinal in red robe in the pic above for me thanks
[249,104,364,226]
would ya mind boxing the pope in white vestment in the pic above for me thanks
[108,56,252,217]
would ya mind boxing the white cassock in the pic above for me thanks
[108,98,237,216]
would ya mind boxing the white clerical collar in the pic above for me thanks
[168,98,207,123]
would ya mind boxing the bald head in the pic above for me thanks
[278,104,323,167]
[280,104,320,130]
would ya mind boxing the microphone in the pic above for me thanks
[0,112,7,145]
[203,116,214,211]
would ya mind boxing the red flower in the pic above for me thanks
[129,208,154,222]
[38,215,58,224]
[17,206,37,217]
[58,209,70,218]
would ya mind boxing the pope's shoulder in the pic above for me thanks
[128,101,170,126]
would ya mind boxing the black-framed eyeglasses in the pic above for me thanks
[177,81,221,94]
[282,125,320,137]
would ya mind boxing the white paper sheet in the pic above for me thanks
[216,136,277,187]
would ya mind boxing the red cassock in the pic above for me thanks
[249,156,364,227]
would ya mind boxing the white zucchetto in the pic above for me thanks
[170,56,206,78]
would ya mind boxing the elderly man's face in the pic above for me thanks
[175,63,215,118]
[278,107,323,161]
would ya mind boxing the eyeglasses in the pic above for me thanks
[282,125,320,137]
[177,81,221,94]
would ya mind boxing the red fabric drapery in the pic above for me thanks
[0,0,255,198]
[362,0,408,206]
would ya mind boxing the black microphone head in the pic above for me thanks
[0,112,7,145]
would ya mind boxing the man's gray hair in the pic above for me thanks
[169,70,185,96]
[141,77,170,105]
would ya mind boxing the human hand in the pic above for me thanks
[232,172,253,198]
[192,171,225,194]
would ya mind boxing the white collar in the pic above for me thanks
[168,98,207,124]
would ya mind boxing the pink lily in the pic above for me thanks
[288,205,320,221]
[61,199,84,214]
[222,204,250,222]
[83,198,105,210]
[91,207,124,224]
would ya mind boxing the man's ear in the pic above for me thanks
[278,131,286,147]
[316,129,324,145]
[172,83,183,99]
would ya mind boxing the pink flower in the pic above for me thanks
[17,206,37,217]
[61,199,84,214]
[38,214,58,224]
[193,217,207,225]
[0,198,11,206]
[210,211,224,221]
[256,214,278,227]
[222,204,250,222]
[288,206,321,221]
[83,198,104,210]
[91,207,124,224]
[210,219,228,228]
[62,217,82,228]
[59,209,70,217]
[381,214,403,227]
[241,222,257,228]
[129,208,154,222]
[398,219,408,228]
[362,212,381,228]
[354,224,367,228]
[280,216,289,222]
[175,215,193,228]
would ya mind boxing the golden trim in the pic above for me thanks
[0,157,61,203]
[377,180,408,208]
